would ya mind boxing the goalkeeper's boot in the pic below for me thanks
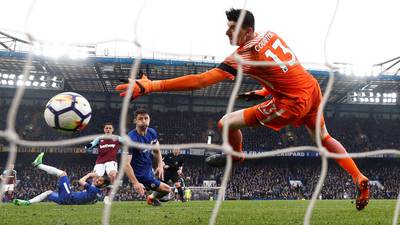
[355,175,370,211]
[32,152,44,167]
[13,199,30,206]
[146,195,161,207]
[205,152,245,168]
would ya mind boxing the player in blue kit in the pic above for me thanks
[13,153,110,206]
[125,109,171,206]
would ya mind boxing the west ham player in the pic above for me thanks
[86,122,123,184]
[116,9,370,210]
[125,109,170,206]
[13,153,110,206]
[163,148,185,202]
[1,164,17,202]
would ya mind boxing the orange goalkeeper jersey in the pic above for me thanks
[219,31,318,100]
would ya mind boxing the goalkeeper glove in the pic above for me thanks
[116,74,154,100]
[237,88,269,101]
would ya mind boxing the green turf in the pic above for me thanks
[0,200,396,225]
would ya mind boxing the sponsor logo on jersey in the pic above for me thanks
[99,144,116,149]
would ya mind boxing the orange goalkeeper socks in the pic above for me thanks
[218,118,245,162]
[322,135,362,183]
[228,129,245,162]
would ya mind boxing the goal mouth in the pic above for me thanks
[0,2,399,225]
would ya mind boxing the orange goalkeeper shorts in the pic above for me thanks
[243,86,325,131]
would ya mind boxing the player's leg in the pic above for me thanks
[93,164,108,199]
[13,190,54,206]
[93,163,106,177]
[104,162,118,203]
[28,167,72,205]
[206,107,260,167]
[305,118,369,210]
[207,99,292,167]
[218,108,256,161]
[174,181,184,202]
[105,161,117,184]
[147,182,170,206]
[33,153,65,177]
[161,171,172,200]
[305,123,365,182]
[141,175,170,206]
[171,173,185,202]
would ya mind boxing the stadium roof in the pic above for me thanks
[0,50,399,105]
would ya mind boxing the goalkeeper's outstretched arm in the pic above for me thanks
[116,68,230,99]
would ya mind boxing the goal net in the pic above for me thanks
[0,1,399,225]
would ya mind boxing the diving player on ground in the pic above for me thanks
[13,153,110,206]
[125,109,171,206]
[116,9,370,210]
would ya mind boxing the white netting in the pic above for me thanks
[1,1,400,225]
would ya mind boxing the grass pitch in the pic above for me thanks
[0,200,396,225]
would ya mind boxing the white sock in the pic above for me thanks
[37,164,63,176]
[29,190,53,204]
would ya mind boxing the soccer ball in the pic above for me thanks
[44,92,92,132]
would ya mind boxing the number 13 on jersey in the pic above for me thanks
[264,39,296,73]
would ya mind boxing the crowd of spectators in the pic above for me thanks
[1,153,399,202]
[1,103,399,202]
[1,104,399,153]
[224,158,400,200]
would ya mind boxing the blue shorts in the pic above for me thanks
[47,176,72,204]
[137,175,160,191]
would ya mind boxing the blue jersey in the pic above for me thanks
[127,128,158,178]
[70,183,102,204]
[48,177,101,205]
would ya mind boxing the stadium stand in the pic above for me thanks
[1,153,399,202]
[1,105,399,152]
